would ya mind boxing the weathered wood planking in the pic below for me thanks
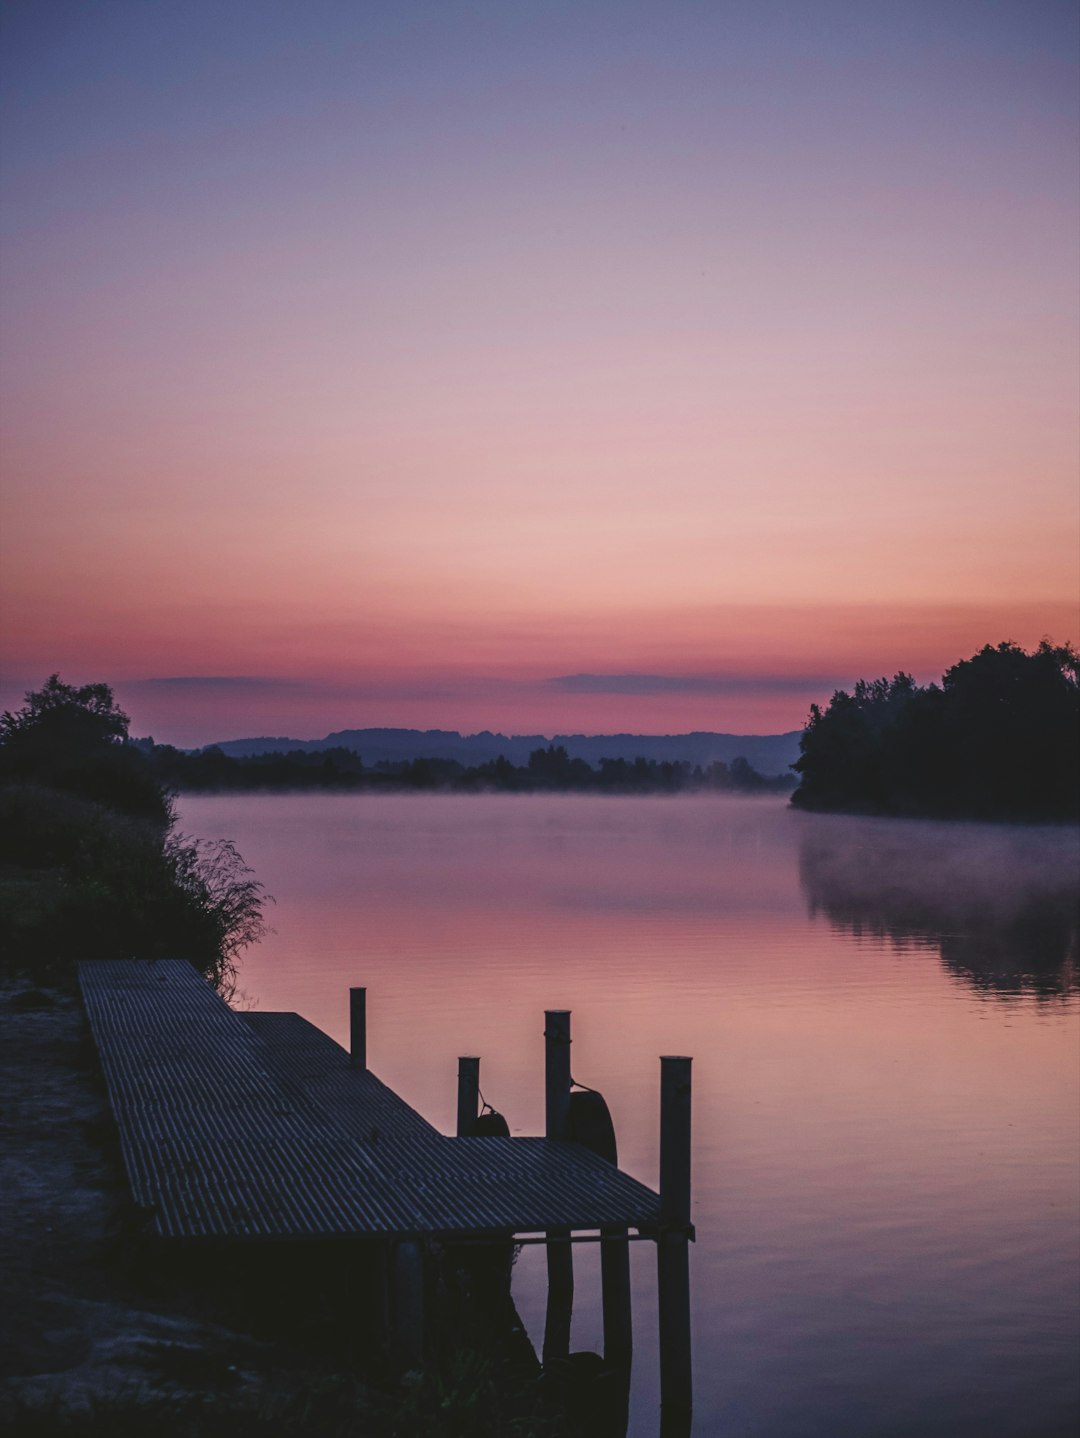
[79,959,662,1243]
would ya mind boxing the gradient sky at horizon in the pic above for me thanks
[2,0,1077,747]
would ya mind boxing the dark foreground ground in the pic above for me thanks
[0,982,574,1437]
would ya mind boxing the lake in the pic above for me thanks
[178,792,1080,1438]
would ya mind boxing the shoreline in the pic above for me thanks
[0,980,283,1423]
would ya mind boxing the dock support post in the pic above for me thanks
[457,1056,480,1137]
[349,987,367,1070]
[601,1225,633,1371]
[658,1055,692,1430]
[393,1238,424,1369]
[543,1010,573,1365]
[544,1235,574,1366]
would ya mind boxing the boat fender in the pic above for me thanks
[471,1108,510,1137]
[566,1088,617,1164]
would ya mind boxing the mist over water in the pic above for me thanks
[180,792,1080,1438]
[799,814,1079,999]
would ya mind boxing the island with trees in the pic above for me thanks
[791,640,1079,822]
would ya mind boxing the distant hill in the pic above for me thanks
[202,727,802,776]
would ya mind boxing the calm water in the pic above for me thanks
[179,793,1080,1438]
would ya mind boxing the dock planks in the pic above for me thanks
[79,959,662,1243]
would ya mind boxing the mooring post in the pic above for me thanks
[543,1009,574,1365]
[349,986,367,1070]
[393,1238,425,1369]
[660,1056,692,1226]
[657,1055,693,1427]
[457,1056,480,1137]
[545,1009,571,1139]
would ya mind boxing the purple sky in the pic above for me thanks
[2,1,1077,744]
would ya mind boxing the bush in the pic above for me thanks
[0,679,268,990]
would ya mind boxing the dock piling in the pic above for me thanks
[543,1009,574,1365]
[601,1224,633,1370]
[659,1056,692,1229]
[349,987,367,1070]
[456,1056,480,1137]
[544,1009,571,1139]
[657,1055,692,1426]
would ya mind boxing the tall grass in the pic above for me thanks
[0,780,268,992]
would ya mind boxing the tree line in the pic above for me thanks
[791,640,1079,822]
[142,738,795,796]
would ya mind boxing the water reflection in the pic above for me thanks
[180,794,1080,1437]
[799,816,1079,998]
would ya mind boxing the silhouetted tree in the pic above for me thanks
[527,745,593,787]
[728,756,765,791]
[937,641,1079,819]
[0,674,170,823]
[792,641,1079,820]
[1,676,268,987]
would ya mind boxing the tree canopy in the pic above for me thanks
[0,674,170,824]
[1,676,267,988]
[791,641,1079,821]
[1,674,130,743]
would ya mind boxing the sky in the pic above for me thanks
[1,0,1077,747]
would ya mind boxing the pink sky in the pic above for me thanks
[1,3,1077,746]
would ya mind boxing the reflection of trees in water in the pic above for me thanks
[798,817,1079,998]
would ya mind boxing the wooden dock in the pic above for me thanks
[78,958,693,1424]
